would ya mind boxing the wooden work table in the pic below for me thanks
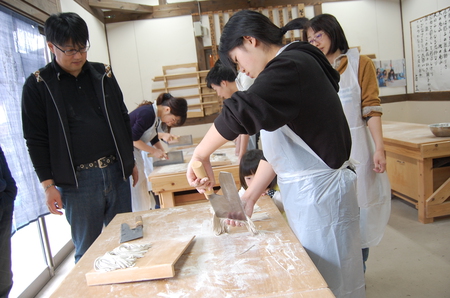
[382,121,450,223]
[149,143,240,208]
[49,196,333,297]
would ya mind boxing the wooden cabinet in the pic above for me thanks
[383,121,450,223]
[149,144,239,208]
[386,152,420,201]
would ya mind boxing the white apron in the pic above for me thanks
[338,48,391,248]
[131,102,158,211]
[261,126,366,298]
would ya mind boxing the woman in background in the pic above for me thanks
[187,10,365,297]
[305,14,391,272]
[130,93,187,211]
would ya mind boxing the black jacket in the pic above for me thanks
[0,145,17,202]
[21,60,134,186]
[214,41,351,169]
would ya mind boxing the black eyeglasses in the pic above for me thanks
[51,41,90,56]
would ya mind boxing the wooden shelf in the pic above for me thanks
[152,63,221,118]
[153,70,209,81]
[153,84,201,92]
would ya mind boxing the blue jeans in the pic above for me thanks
[60,162,131,263]
[0,198,14,298]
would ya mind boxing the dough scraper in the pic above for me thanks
[167,135,193,147]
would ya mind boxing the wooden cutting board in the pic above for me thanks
[182,153,232,166]
[210,152,232,166]
[85,236,195,286]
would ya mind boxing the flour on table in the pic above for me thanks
[210,153,228,162]
[251,212,270,221]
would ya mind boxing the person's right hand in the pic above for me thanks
[159,133,178,143]
[186,158,215,194]
[152,148,168,159]
[46,186,63,215]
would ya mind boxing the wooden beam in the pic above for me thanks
[89,0,153,13]
[75,0,105,22]
[103,11,153,22]
[22,0,59,15]
[0,0,55,24]
[192,14,207,70]
[103,0,357,23]
[380,92,450,104]
[313,3,322,15]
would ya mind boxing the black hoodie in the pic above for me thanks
[22,60,134,186]
[214,41,351,169]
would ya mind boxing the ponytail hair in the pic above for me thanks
[219,10,308,71]
[156,93,188,126]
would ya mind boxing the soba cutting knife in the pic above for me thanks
[191,161,246,221]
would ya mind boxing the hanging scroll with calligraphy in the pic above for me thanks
[411,7,450,92]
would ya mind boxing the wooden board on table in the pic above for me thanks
[85,236,195,286]
[211,159,232,166]
[181,153,232,166]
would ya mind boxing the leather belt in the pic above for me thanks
[76,155,116,171]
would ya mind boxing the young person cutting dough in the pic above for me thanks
[186,10,365,298]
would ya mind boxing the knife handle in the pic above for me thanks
[135,216,143,227]
[191,161,215,196]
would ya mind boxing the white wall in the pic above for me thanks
[60,0,110,64]
[321,0,405,97]
[106,16,197,111]
[107,0,406,108]
[382,0,450,124]
[65,0,450,130]
[401,0,450,94]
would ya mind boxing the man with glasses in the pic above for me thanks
[21,12,137,263]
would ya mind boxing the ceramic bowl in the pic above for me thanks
[429,123,450,137]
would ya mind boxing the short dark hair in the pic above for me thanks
[44,12,89,48]
[205,59,236,89]
[239,149,277,190]
[304,14,349,55]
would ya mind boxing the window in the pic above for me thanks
[0,5,73,297]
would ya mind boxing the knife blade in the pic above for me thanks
[191,161,246,221]
[120,216,143,243]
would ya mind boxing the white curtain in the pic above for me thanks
[0,6,49,233]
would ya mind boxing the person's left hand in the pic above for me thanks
[226,197,255,227]
[159,133,178,143]
[131,165,139,186]
[373,150,387,173]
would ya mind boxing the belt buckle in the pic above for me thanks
[98,157,108,168]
